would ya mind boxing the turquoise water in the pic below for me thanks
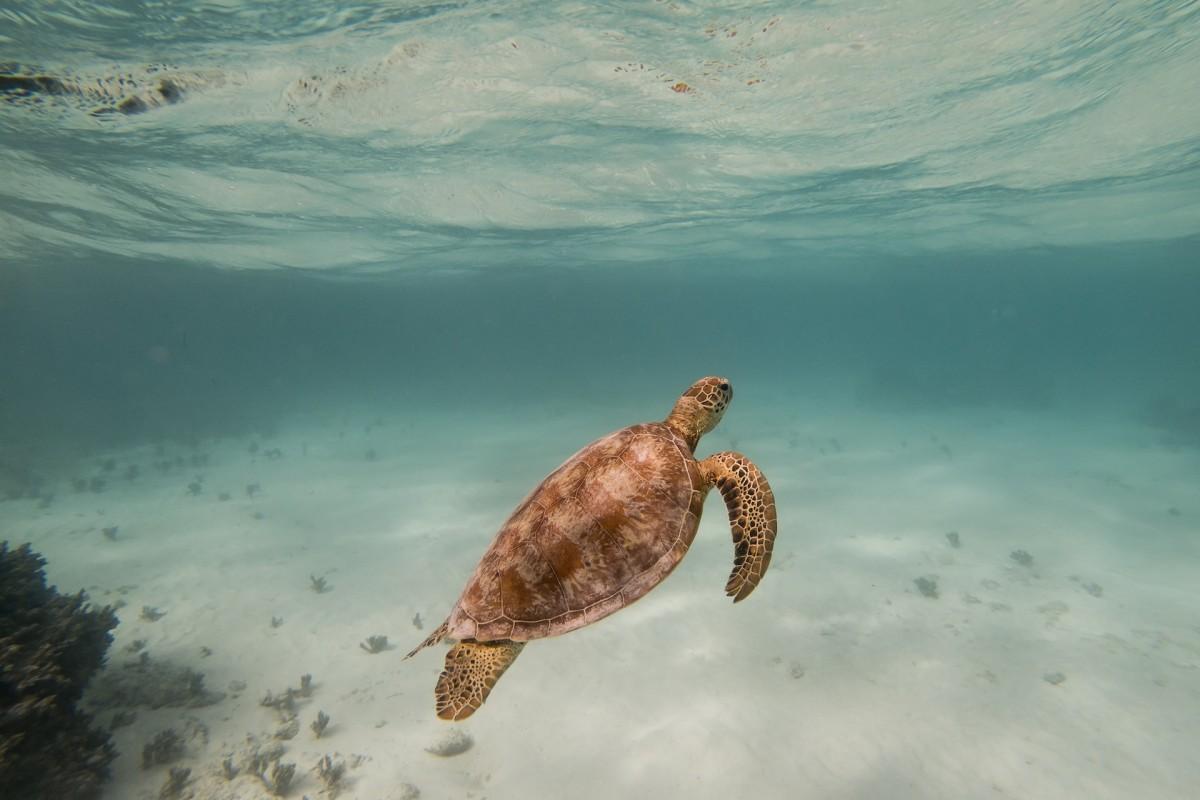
[2,3,1199,799]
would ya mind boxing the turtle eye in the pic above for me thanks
[719,382,730,392]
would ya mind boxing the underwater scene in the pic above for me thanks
[1,1,1199,798]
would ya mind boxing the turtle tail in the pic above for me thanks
[404,619,449,659]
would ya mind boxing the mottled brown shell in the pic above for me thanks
[445,422,706,642]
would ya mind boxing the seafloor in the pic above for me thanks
[2,397,1197,800]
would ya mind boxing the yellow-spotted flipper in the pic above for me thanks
[435,640,525,721]
[701,451,778,602]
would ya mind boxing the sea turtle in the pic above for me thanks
[406,376,778,720]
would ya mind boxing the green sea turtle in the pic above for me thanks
[407,376,778,720]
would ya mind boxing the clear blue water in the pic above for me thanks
[2,3,1199,799]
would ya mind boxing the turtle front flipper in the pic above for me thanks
[435,640,525,720]
[700,452,778,602]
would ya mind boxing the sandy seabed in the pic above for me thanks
[3,401,1198,800]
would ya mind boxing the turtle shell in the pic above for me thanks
[445,422,706,642]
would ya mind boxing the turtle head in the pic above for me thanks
[665,376,732,447]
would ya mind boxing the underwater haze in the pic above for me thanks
[2,2,1199,799]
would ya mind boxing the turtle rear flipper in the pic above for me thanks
[405,619,449,659]
[701,451,778,602]
[436,640,525,720]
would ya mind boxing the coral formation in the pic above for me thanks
[315,754,347,797]
[110,709,137,729]
[311,710,330,738]
[261,675,316,727]
[360,635,389,653]
[1010,549,1034,567]
[225,739,299,796]
[0,542,118,800]
[268,761,296,796]
[260,689,298,715]
[88,650,224,709]
[158,766,190,799]
[142,728,186,768]
[251,758,295,797]
[274,717,300,741]
[214,722,360,799]
[913,575,939,599]
[309,574,330,593]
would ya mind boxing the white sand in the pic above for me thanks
[4,402,1198,800]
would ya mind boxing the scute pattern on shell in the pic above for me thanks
[447,423,705,642]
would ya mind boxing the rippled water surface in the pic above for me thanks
[3,0,1198,271]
